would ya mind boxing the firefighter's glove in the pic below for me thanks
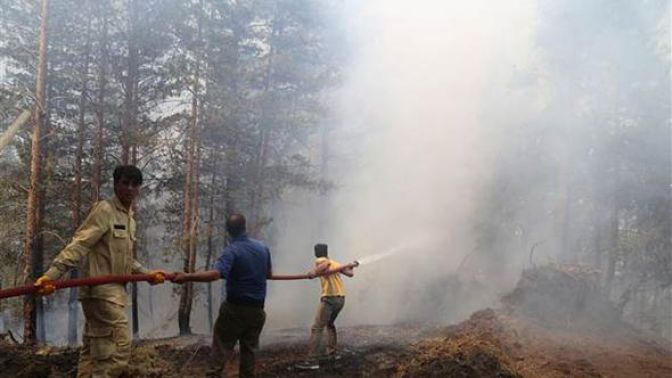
[307,270,317,279]
[34,275,56,296]
[148,270,166,285]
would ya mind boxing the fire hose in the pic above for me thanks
[0,273,174,300]
[269,261,358,280]
[0,261,359,300]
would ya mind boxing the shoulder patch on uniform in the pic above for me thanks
[113,224,126,230]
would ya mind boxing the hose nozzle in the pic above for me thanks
[352,260,360,268]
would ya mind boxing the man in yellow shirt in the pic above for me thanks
[34,165,165,378]
[296,243,354,370]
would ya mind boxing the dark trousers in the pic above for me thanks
[208,302,266,378]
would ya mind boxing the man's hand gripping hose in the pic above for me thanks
[34,275,56,296]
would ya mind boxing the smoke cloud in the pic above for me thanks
[267,0,538,329]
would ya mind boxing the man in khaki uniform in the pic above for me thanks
[34,165,165,378]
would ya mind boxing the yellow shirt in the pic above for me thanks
[44,195,147,306]
[316,257,345,297]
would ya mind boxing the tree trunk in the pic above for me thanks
[591,198,602,269]
[249,129,267,236]
[190,132,201,278]
[36,67,59,344]
[178,110,194,335]
[178,137,194,334]
[249,13,282,236]
[122,0,139,164]
[178,4,202,334]
[205,162,217,330]
[35,151,48,343]
[249,61,273,234]
[23,0,49,345]
[68,4,92,346]
[0,280,3,333]
[604,195,619,298]
[92,1,108,203]
[123,0,141,338]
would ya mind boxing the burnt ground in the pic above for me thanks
[397,308,671,378]
[2,314,669,378]
[1,314,670,378]
[0,325,427,378]
[1,265,671,377]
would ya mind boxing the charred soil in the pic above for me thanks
[1,265,670,377]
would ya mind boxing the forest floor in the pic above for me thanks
[1,265,670,377]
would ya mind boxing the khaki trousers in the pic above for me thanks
[77,299,131,378]
[208,302,266,378]
[307,296,345,359]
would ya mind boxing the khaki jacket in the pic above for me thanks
[44,195,148,306]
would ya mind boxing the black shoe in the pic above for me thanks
[295,360,320,370]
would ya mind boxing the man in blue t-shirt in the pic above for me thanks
[173,213,272,378]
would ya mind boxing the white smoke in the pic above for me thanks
[326,0,537,325]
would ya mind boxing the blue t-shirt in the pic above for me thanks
[213,234,272,306]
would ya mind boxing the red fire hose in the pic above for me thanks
[0,273,176,300]
[0,262,358,300]
[269,261,358,280]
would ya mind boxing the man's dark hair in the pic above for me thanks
[113,165,143,186]
[226,213,247,237]
[314,243,328,258]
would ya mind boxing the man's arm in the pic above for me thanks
[131,260,168,284]
[314,260,331,274]
[42,202,109,281]
[340,266,354,277]
[306,259,330,279]
[173,270,219,283]
[173,247,232,283]
[131,260,150,275]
